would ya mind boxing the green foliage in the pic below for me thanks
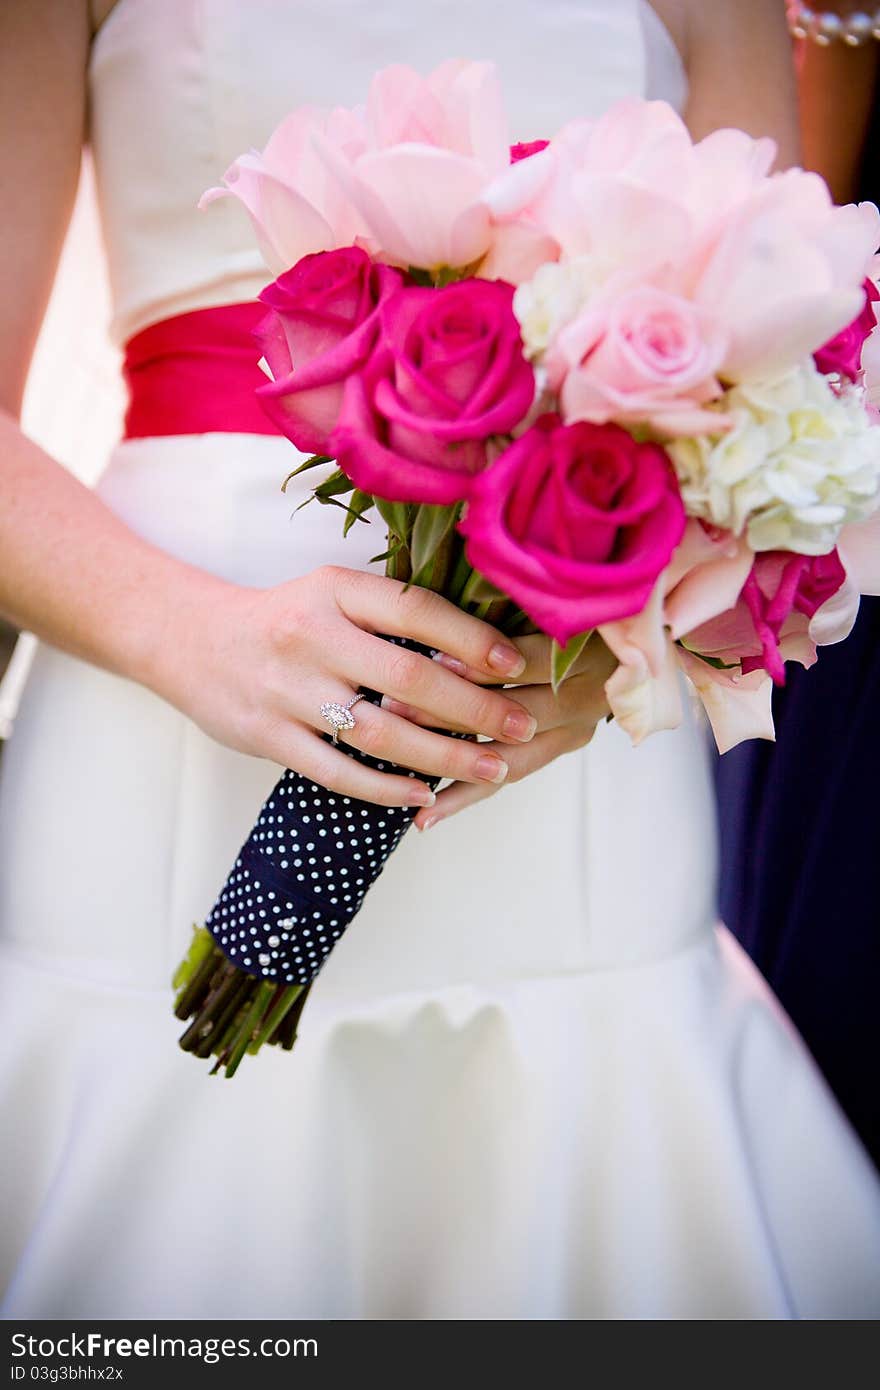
[343,489,375,536]
[461,570,507,606]
[550,630,593,696]
[281,454,334,491]
[374,496,413,543]
[410,503,457,584]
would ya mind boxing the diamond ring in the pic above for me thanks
[320,692,367,745]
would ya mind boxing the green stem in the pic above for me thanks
[447,542,473,604]
[194,975,254,1059]
[173,947,222,1021]
[273,982,313,1050]
[387,540,412,584]
[249,983,305,1053]
[425,515,458,595]
[178,966,238,1052]
[172,925,215,994]
[220,980,277,1078]
[459,568,485,609]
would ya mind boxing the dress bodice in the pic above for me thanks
[87,0,686,345]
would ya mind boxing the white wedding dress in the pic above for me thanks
[1,0,879,1320]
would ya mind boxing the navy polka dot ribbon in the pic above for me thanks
[205,639,447,985]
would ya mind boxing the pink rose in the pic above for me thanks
[552,286,728,436]
[331,279,535,503]
[814,277,880,381]
[687,550,847,685]
[695,185,880,380]
[500,103,698,273]
[313,60,513,270]
[254,248,403,456]
[459,415,686,645]
[200,106,369,274]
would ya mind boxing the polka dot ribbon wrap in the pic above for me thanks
[205,638,446,986]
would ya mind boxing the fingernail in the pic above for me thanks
[488,642,525,677]
[409,788,436,808]
[381,696,412,718]
[476,754,509,784]
[503,710,538,742]
[434,652,468,676]
[419,814,440,831]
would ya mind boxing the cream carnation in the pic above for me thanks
[667,362,880,553]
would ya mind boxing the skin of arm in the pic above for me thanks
[0,0,235,694]
[792,2,879,202]
[652,0,801,165]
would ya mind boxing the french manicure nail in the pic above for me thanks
[381,696,411,718]
[503,711,538,742]
[488,642,526,677]
[434,652,468,676]
[410,789,436,808]
[419,814,439,831]
[476,754,509,784]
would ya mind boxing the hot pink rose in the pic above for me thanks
[552,286,728,436]
[814,277,880,381]
[330,279,535,503]
[459,415,686,645]
[510,140,549,163]
[687,549,847,685]
[255,248,404,456]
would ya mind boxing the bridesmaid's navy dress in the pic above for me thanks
[717,597,880,1168]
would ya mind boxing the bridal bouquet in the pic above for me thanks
[174,61,880,1074]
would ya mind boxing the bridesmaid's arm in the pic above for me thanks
[652,0,801,164]
[795,5,879,201]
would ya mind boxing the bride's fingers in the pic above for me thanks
[383,669,611,737]
[412,722,597,830]
[282,727,438,808]
[331,568,527,682]
[379,694,472,734]
[334,625,538,745]
[434,632,616,688]
[413,775,497,826]
[339,701,507,786]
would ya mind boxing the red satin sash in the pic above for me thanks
[122,302,280,439]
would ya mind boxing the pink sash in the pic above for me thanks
[123,302,279,439]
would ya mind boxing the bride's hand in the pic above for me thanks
[161,565,540,809]
[379,634,617,828]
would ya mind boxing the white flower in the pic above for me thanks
[513,256,615,360]
[667,362,880,553]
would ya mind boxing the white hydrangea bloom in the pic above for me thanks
[667,362,880,554]
[513,256,614,360]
